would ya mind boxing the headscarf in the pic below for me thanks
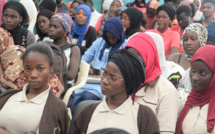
[0,0,7,25]
[20,0,38,33]
[108,49,145,101]
[39,0,57,13]
[176,45,215,134]
[70,5,91,46]
[181,23,208,61]
[1,1,28,46]
[122,7,143,39]
[179,0,196,18]
[99,17,125,60]
[52,13,74,43]
[156,4,175,21]
[36,9,54,40]
[188,0,203,21]
[147,0,159,10]
[207,22,215,44]
[145,32,169,78]
[125,32,161,84]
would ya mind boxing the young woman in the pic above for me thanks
[121,7,143,39]
[176,45,215,134]
[148,4,180,57]
[1,1,35,47]
[73,49,159,134]
[0,42,68,134]
[126,32,180,133]
[67,0,85,20]
[70,5,97,55]
[35,9,54,42]
[0,27,25,90]
[95,0,123,37]
[72,17,128,111]
[48,13,80,83]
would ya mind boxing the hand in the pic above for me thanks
[0,128,12,134]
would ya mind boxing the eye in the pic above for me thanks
[12,15,16,19]
[191,68,196,73]
[110,77,117,81]
[25,68,31,71]
[38,67,44,71]
[200,71,206,76]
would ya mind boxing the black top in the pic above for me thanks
[73,26,97,55]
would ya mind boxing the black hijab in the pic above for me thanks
[122,7,143,39]
[1,1,28,47]
[39,0,57,13]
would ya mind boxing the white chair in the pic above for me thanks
[63,61,90,122]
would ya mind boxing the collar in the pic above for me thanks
[99,96,134,115]
[147,76,159,88]
[15,84,50,105]
[156,27,170,36]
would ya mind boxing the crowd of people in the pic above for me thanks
[0,0,215,133]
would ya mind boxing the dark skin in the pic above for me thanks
[202,3,215,27]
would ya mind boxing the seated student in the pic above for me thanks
[48,13,80,85]
[121,7,143,39]
[70,5,97,55]
[195,0,215,27]
[206,22,215,45]
[171,5,192,53]
[176,45,215,134]
[145,0,159,29]
[1,1,35,48]
[72,17,127,111]
[0,42,68,134]
[67,0,85,20]
[126,32,180,134]
[147,4,180,57]
[73,49,160,134]
[56,0,69,13]
[35,9,54,42]
[0,27,26,90]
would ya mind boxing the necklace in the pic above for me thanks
[185,54,192,62]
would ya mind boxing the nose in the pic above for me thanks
[6,17,11,23]
[30,70,38,79]
[191,72,199,82]
[187,39,192,45]
[101,76,109,85]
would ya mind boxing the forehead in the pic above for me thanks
[106,62,121,75]
[158,10,169,16]
[50,17,61,25]
[77,8,85,13]
[24,52,50,64]
[185,30,197,37]
[203,2,215,7]
[112,1,121,5]
[3,8,20,15]
[192,60,210,70]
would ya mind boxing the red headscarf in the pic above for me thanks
[125,33,161,84]
[176,45,215,134]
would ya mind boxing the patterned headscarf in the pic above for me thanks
[52,13,74,43]
[181,23,208,61]
[147,0,159,10]
[0,27,15,50]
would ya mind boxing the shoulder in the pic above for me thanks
[169,29,180,36]
[86,26,97,35]
[167,53,181,62]
[27,30,35,38]
[170,25,180,31]
[47,91,67,111]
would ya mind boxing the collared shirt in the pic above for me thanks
[148,27,180,56]
[87,96,139,134]
[0,84,50,134]
[135,75,180,134]
[181,98,214,134]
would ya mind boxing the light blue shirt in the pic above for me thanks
[81,37,128,70]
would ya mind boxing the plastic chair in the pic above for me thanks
[63,61,90,123]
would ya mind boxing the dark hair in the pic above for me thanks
[204,0,215,5]
[164,0,178,5]
[90,128,129,134]
[189,3,196,18]
[157,4,176,21]
[83,0,93,4]
[70,0,85,8]
[134,0,146,7]
[39,0,57,13]
[176,5,191,16]
[3,1,28,26]
[21,42,54,66]
[36,9,54,40]
[108,49,145,98]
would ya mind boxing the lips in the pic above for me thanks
[101,86,108,92]
[4,24,13,29]
[29,81,39,86]
[191,82,199,88]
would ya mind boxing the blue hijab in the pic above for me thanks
[99,17,125,60]
[70,5,91,46]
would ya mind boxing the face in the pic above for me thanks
[182,31,200,55]
[121,12,130,30]
[48,17,66,40]
[23,52,54,92]
[37,16,50,34]
[146,7,156,18]
[110,1,121,14]
[75,9,87,25]
[177,12,190,29]
[101,62,126,96]
[105,32,118,45]
[193,0,200,12]
[68,2,79,19]
[190,60,213,91]
[2,8,23,30]
[203,3,215,17]
[157,10,171,30]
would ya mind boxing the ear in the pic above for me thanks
[50,64,54,73]
[19,16,23,24]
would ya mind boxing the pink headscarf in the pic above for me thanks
[125,33,161,84]
[0,0,7,25]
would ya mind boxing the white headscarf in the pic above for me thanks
[188,0,203,21]
[20,0,37,33]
